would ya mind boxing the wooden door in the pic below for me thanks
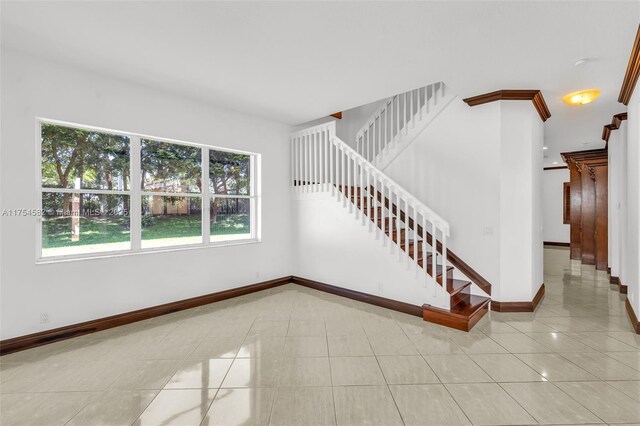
[594,165,608,271]
[580,163,596,265]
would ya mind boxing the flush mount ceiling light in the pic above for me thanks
[562,89,601,106]
[543,146,549,150]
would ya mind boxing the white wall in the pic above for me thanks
[609,128,624,279]
[622,90,639,316]
[542,169,570,244]
[292,191,443,307]
[383,97,502,292]
[499,101,544,302]
[338,99,387,148]
[381,97,544,303]
[0,49,293,340]
[293,99,386,147]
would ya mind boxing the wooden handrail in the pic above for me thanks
[372,188,492,296]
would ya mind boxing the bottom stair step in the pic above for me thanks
[422,295,491,332]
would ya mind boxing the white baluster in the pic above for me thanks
[380,180,386,246]
[325,129,329,191]
[434,82,439,106]
[396,95,400,143]
[360,162,365,225]
[396,191,402,261]
[341,146,346,206]
[380,109,385,155]
[388,185,393,253]
[388,103,392,149]
[312,131,316,192]
[321,130,325,191]
[432,220,437,297]
[367,168,372,232]
[404,198,410,269]
[291,137,295,190]
[330,136,334,195]
[347,152,352,213]
[356,161,360,218]
[388,187,394,245]
[426,85,431,114]
[303,134,307,192]
[410,89,414,129]
[413,206,419,276]
[315,131,319,192]
[307,133,312,192]
[298,136,302,192]
[308,133,313,193]
[373,175,378,239]
[442,230,448,308]
[422,215,428,287]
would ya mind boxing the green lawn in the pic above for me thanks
[43,214,250,248]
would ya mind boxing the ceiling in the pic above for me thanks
[2,1,639,166]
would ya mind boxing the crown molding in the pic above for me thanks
[462,90,551,122]
[561,149,608,167]
[602,112,628,144]
[618,24,640,106]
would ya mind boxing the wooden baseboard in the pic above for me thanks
[613,277,628,294]
[291,276,423,317]
[620,282,628,294]
[0,276,293,356]
[544,241,570,247]
[625,297,640,334]
[491,283,545,312]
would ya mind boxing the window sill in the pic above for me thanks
[35,238,261,264]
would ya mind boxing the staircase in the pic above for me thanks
[354,82,456,170]
[291,120,490,332]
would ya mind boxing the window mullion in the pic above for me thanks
[130,136,142,251]
[36,120,43,260]
[202,148,210,244]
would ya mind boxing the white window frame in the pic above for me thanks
[36,118,261,263]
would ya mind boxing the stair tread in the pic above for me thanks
[448,279,472,295]
[451,295,491,316]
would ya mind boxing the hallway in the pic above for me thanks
[1,248,640,425]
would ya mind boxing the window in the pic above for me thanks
[141,139,203,248]
[38,121,259,260]
[40,124,131,257]
[209,150,252,241]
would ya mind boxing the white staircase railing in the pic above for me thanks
[291,121,450,310]
[355,82,445,163]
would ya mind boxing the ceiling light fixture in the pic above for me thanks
[543,146,549,150]
[574,58,588,67]
[562,89,601,106]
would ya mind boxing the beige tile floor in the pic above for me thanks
[1,247,640,425]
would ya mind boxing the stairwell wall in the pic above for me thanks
[382,98,502,294]
[622,90,639,317]
[381,97,544,303]
[291,190,444,308]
